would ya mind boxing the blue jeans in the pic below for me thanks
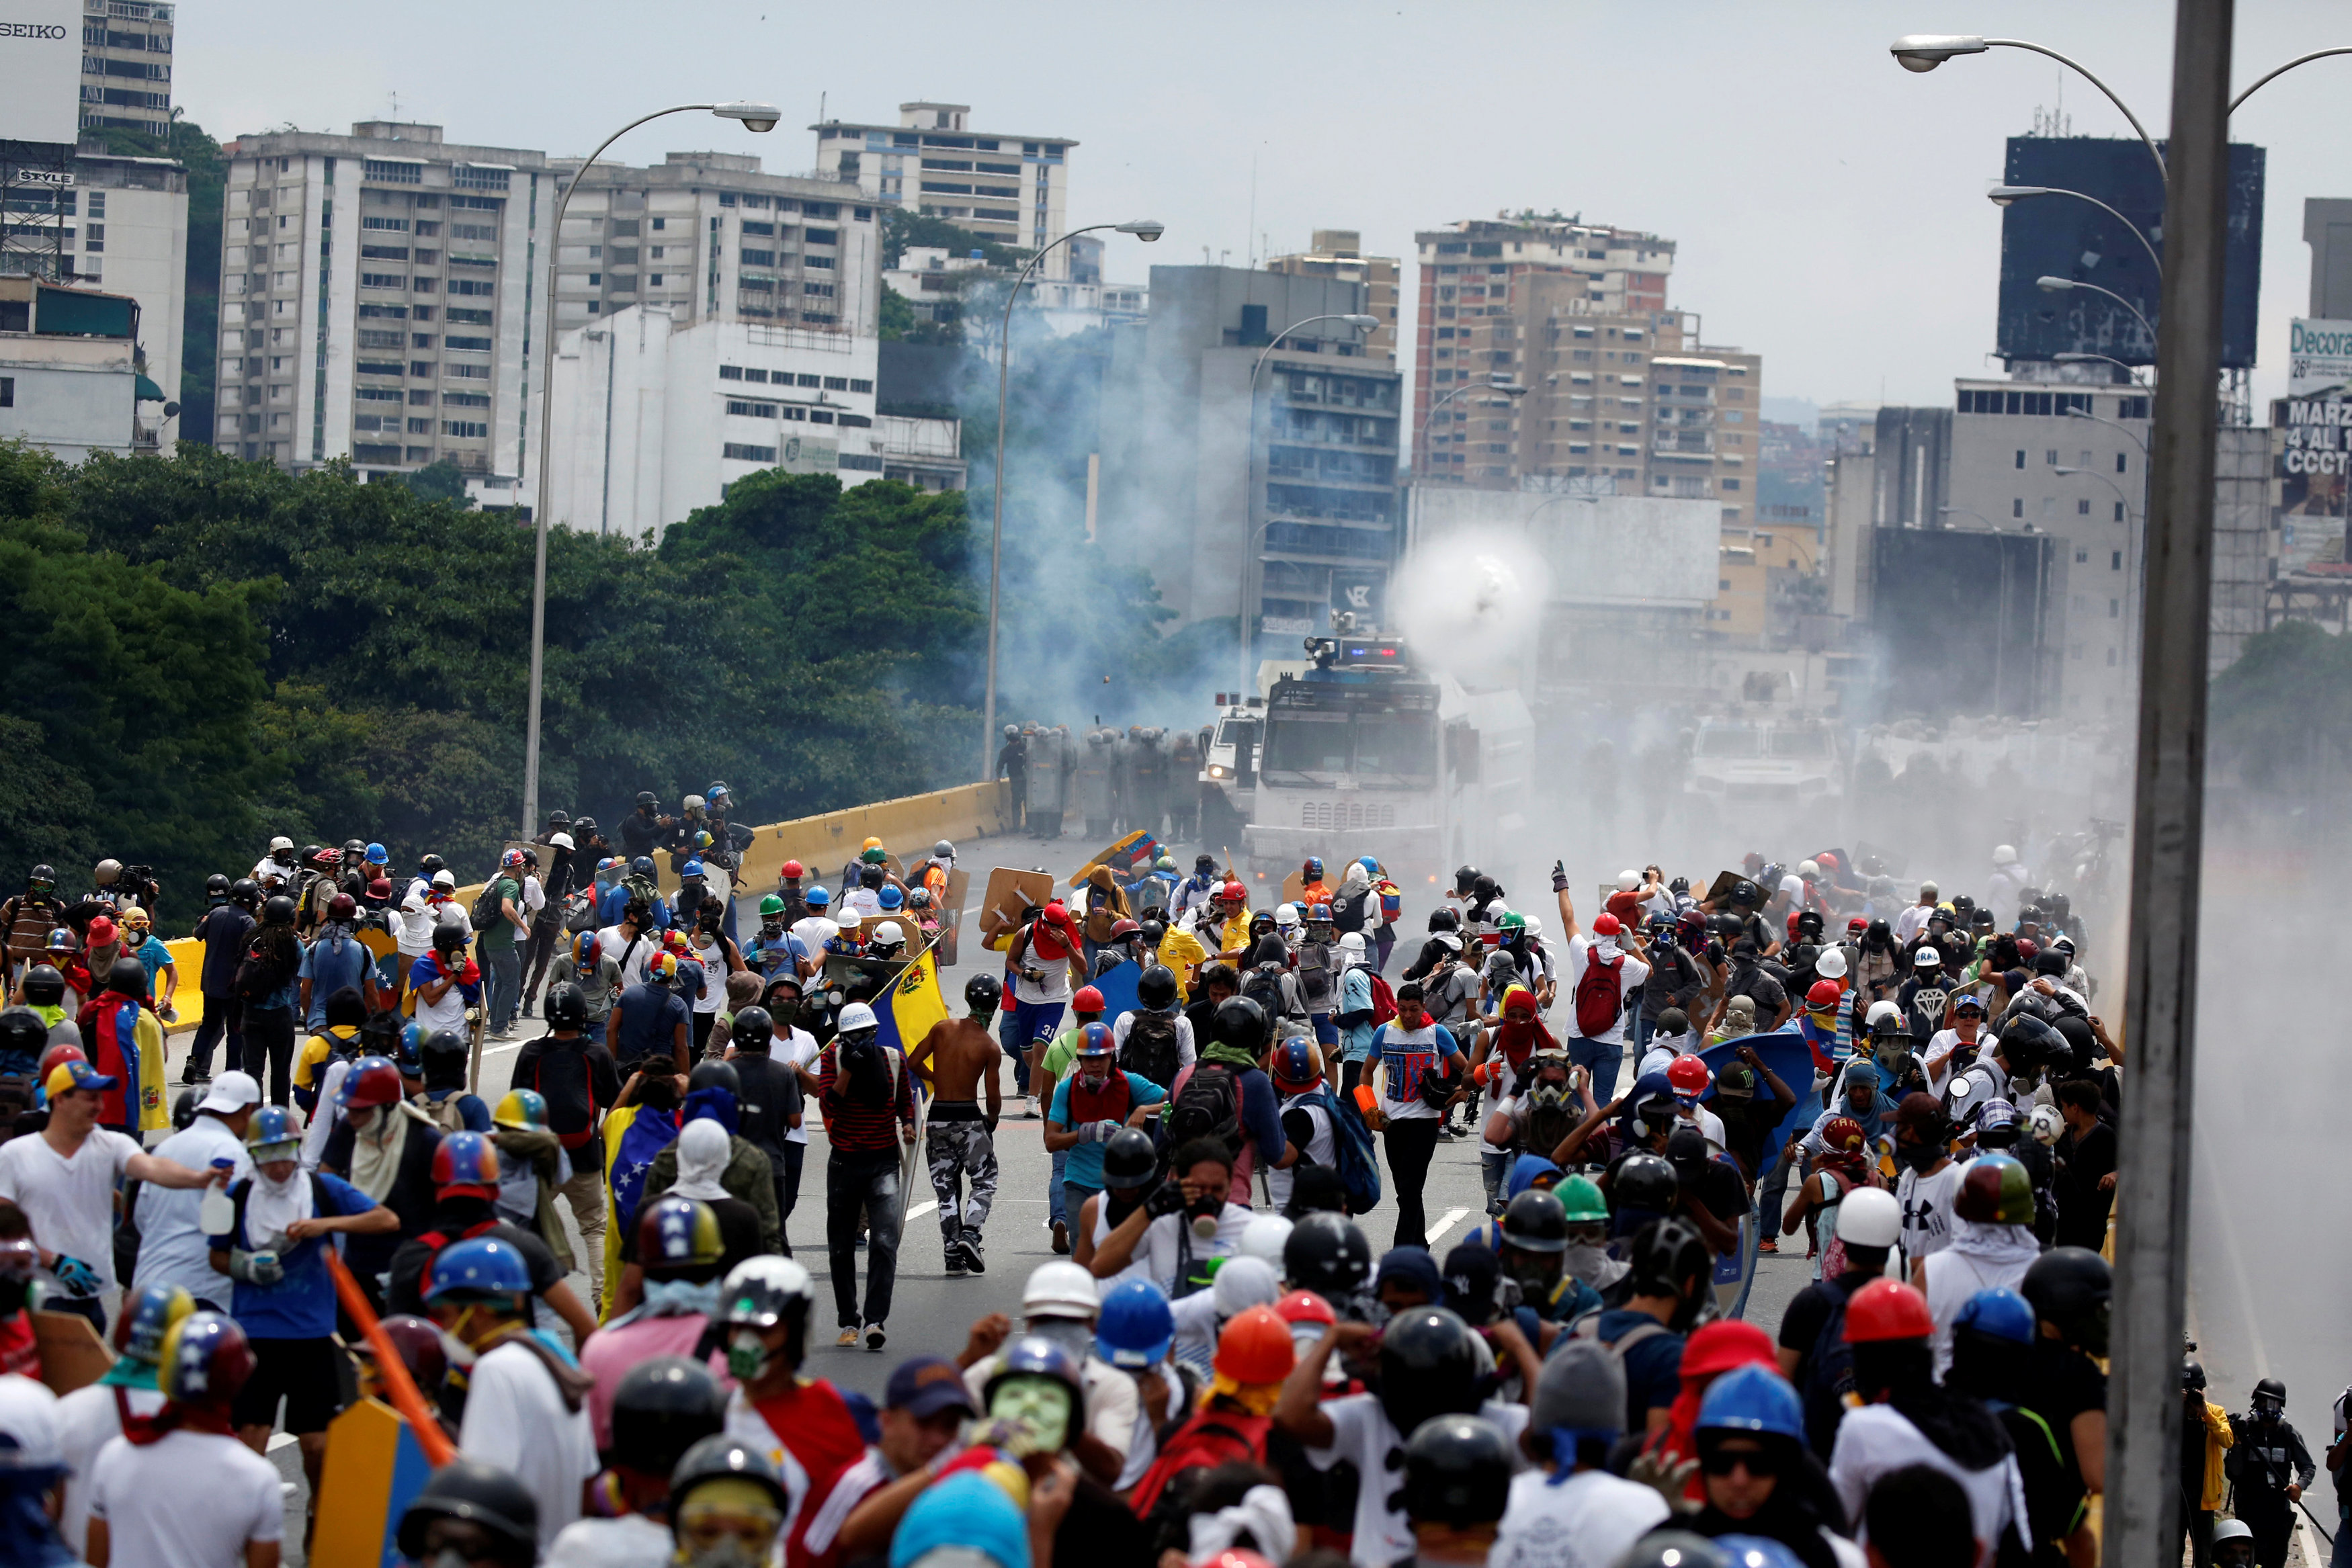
[484,945,522,1031]
[1632,1011,1654,1053]
[1050,1149,1069,1227]
[1568,1036,1624,1103]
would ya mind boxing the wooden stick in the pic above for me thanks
[326,1250,457,1468]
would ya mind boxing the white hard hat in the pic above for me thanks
[1273,902,1299,926]
[268,836,294,854]
[1239,1214,1293,1268]
[1212,1254,1282,1317]
[1798,859,1820,879]
[721,1254,814,1310]
[1994,844,2017,864]
[1914,945,1941,967]
[2214,1521,2254,1547]
[1837,1186,1901,1250]
[431,870,457,889]
[0,1373,62,1471]
[683,794,706,812]
[1919,880,1939,898]
[835,1001,879,1034]
[1617,869,1640,892]
[872,921,905,947]
[1523,913,1544,939]
[1022,1259,1101,1319]
[1816,947,1849,980]
[548,832,575,851]
[1337,930,1367,954]
[1865,999,1904,1031]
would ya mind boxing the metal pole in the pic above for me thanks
[981,224,1119,781]
[2105,3,2229,1564]
[1987,38,2169,180]
[523,103,717,836]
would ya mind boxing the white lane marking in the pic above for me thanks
[906,1201,939,1220]
[1425,1207,1470,1245]
[267,1431,297,1452]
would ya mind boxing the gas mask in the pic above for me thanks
[726,1327,778,1384]
[987,1375,1073,1456]
[1187,1191,1224,1242]
[1529,1072,1572,1110]
[759,920,784,943]
[1637,1100,1678,1141]
[1502,1248,1560,1303]
[674,1481,784,1568]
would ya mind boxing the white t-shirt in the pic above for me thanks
[521,873,547,917]
[1564,935,1649,1045]
[1011,929,1078,1006]
[1308,1390,1531,1566]
[301,1061,349,1171]
[1677,1102,1727,1150]
[1109,1010,1197,1072]
[134,1116,253,1304]
[1895,1160,1962,1276]
[546,1512,674,1568]
[1831,1403,2029,1567]
[790,915,840,960]
[1137,1202,1255,1295]
[87,1427,283,1567]
[1893,903,1936,947]
[0,1128,140,1292]
[1492,1466,1671,1568]
[599,925,657,990]
[56,1381,163,1554]
[687,934,727,1016]
[1923,1029,1995,1096]
[1921,1227,2040,1378]
[778,1028,820,1144]
[460,1339,600,1551]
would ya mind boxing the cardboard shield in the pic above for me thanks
[976,869,1059,943]
[312,1397,437,1568]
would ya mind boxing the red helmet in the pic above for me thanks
[780,861,805,879]
[1220,881,1248,903]
[327,892,359,922]
[1665,1055,1712,1099]
[431,1131,501,1194]
[1818,1115,1867,1156]
[337,1055,407,1113]
[36,1043,86,1081]
[1843,1278,1934,1344]
[1274,1288,1336,1327]
[1806,978,1843,1010]
[1213,1304,1296,1385]
[1073,986,1105,1013]
[1847,916,1868,935]
[1591,912,1622,937]
[1109,918,1141,939]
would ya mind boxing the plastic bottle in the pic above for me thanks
[198,1158,237,1236]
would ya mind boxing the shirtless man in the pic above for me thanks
[908,973,1005,1276]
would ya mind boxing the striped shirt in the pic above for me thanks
[816,1042,915,1153]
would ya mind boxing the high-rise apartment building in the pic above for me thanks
[67,142,186,445]
[79,0,174,136]
[214,121,881,506]
[812,102,1075,277]
[1265,230,1400,363]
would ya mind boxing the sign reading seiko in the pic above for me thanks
[0,0,83,146]
[2289,317,2352,398]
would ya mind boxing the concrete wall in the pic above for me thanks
[0,348,136,460]
[1404,486,1720,606]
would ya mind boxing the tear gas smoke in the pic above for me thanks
[1387,528,1551,691]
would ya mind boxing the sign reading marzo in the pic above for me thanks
[0,0,82,146]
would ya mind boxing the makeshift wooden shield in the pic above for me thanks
[1704,869,1749,907]
[30,1310,111,1395]
[1069,830,1159,888]
[312,1396,437,1568]
[937,867,970,966]
[976,868,1058,943]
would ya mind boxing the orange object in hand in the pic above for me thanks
[1353,1083,1378,1114]
[1472,1062,1491,1086]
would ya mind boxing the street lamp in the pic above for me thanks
[2036,275,2156,349]
[1938,505,1998,529]
[2054,351,2150,386]
[2063,403,2150,453]
[1889,35,2165,177]
[1988,185,2165,279]
[978,218,1164,778]
[1237,313,1382,696]
[521,98,780,834]
[1418,375,1527,476]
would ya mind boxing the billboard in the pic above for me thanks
[0,0,83,146]
[2289,318,2352,397]
[2273,398,2349,573]
[1997,136,2264,369]
[1868,528,2054,718]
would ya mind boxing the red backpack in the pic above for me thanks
[1572,947,1625,1037]
[1132,1410,1273,1519]
[1368,972,1398,1027]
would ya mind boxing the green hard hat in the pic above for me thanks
[758,895,785,916]
[1154,855,1177,872]
[1556,1174,1609,1225]
[860,846,888,865]
[1498,910,1528,932]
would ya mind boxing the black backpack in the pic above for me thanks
[1120,1010,1182,1090]
[1800,1269,1868,1458]
[1241,965,1287,1027]
[1169,1059,1243,1156]
[471,877,509,932]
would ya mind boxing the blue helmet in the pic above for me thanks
[365,842,388,865]
[425,1237,536,1303]
[681,858,706,878]
[396,1020,427,1073]
[632,856,656,877]
[246,1104,300,1153]
[707,782,730,800]
[1270,1037,1320,1088]
[1954,1287,2038,1346]
[1695,1364,1804,1442]
[805,885,831,908]
[878,884,905,911]
[1093,1280,1175,1369]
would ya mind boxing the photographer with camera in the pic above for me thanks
[1082,1136,1254,1298]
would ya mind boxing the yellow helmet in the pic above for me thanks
[491,1088,547,1131]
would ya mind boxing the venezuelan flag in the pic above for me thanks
[874,948,950,1063]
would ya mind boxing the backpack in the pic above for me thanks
[1378,879,1404,924]
[1368,973,1398,1027]
[561,889,599,936]
[1169,1059,1243,1156]
[1295,943,1335,1004]
[1799,1268,1868,1458]
[1572,948,1626,1038]
[232,938,291,1005]
[471,877,508,932]
[1241,965,1288,1025]
[521,1043,604,1150]
[1120,1010,1183,1090]
[1295,1084,1381,1213]
[1132,1411,1274,1528]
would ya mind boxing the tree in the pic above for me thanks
[394,458,473,507]
[2211,618,2352,795]
[881,207,1024,271]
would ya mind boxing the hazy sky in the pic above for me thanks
[177,1,2352,414]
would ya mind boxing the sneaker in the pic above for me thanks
[836,1326,860,1348]
[1435,1125,1457,1142]
[962,1237,986,1275]
[866,1323,886,1352]
[1050,1220,1070,1256]
[521,1002,534,1019]
[944,1242,966,1277]
[1757,1238,1779,1255]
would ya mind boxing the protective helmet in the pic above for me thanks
[1269,1037,1320,1088]
[1214,1304,1295,1385]
[718,1006,771,1055]
[432,1131,503,1193]
[1499,910,1529,937]
[779,861,806,882]
[1500,1188,1570,1254]
[491,1088,547,1132]
[110,1282,196,1368]
[1695,1363,1805,1440]
[0,1010,44,1066]
[1021,1260,1100,1319]
[102,957,145,998]
[1864,1000,1905,1035]
[2183,1357,2208,1392]
[1284,1212,1373,1299]
[41,927,76,956]
[1954,1152,2036,1225]
[630,855,657,877]
[1302,857,1325,880]
[2214,1520,2255,1549]
[1068,986,1106,1016]
[679,857,706,880]
[2021,1247,2111,1356]
[1095,1278,1176,1368]
[1107,917,1141,943]
[835,1001,878,1039]
[431,920,468,953]
[861,836,884,854]
[982,1336,1089,1437]
[1590,912,1622,939]
[171,1087,200,1132]
[1806,979,1843,1011]
[868,920,905,953]
[1220,880,1248,904]
[963,973,1003,1014]
[611,1357,727,1479]
[1136,965,1178,1010]
[632,1196,725,1277]
[425,1233,536,1305]
[1665,1054,1713,1100]
[909,889,934,912]
[877,886,905,914]
[804,885,831,908]
[1613,1152,1679,1215]
[246,1103,301,1156]
[1075,1022,1116,1059]
[719,1255,816,1330]
[2254,1377,2287,1412]
[1401,1413,1513,1528]
[1275,1288,1336,1332]
[1428,906,1460,933]
[1556,1174,1609,1225]
[544,981,588,1030]
[17,966,62,1007]
[754,895,786,920]
[1377,1307,1484,1438]
[395,1458,540,1561]
[1842,1277,1933,1343]
[1101,1127,1158,1188]
[159,1311,257,1409]
[1212,995,1267,1051]
[1628,1218,1712,1309]
[1273,902,1300,930]
[1837,1186,1902,1250]
[1953,1287,2038,1346]
[687,1058,741,1100]
[1913,946,1941,969]
[337,1055,406,1113]
[24,864,56,889]
[204,873,232,902]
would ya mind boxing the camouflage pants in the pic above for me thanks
[925,1118,999,1246]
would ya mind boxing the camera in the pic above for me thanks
[1143,1178,1189,1221]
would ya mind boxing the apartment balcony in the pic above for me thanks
[1653,431,1715,455]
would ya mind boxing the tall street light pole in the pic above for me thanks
[1236,312,1378,699]
[1418,376,1527,477]
[1988,185,2167,279]
[1891,35,2167,177]
[2036,274,2157,349]
[978,218,1165,781]
[521,99,780,835]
